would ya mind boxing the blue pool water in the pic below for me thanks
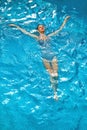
[0,0,87,130]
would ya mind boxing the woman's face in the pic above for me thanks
[38,25,45,33]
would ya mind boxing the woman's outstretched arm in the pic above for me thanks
[9,24,38,39]
[47,16,70,37]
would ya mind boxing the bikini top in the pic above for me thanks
[38,34,50,47]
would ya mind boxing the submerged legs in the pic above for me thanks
[50,76,58,100]
[43,57,58,100]
[43,59,53,75]
[43,57,58,77]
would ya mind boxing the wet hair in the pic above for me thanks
[37,24,44,30]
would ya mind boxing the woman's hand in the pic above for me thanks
[9,24,18,28]
[66,16,70,19]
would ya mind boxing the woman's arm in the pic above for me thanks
[9,24,38,39]
[47,16,70,37]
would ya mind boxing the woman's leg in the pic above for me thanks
[51,56,58,76]
[43,58,53,76]
[43,58,58,100]
[51,57,58,100]
[50,76,58,100]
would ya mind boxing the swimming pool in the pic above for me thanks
[0,0,87,130]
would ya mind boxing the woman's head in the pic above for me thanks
[37,25,45,33]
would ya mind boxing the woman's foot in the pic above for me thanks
[50,72,58,77]
[54,93,58,100]
[50,76,58,84]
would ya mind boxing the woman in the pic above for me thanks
[9,16,70,100]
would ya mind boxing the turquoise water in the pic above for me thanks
[0,0,87,130]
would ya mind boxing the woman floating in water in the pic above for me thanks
[9,16,70,100]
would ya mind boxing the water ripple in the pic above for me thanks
[0,0,87,129]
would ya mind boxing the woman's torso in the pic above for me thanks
[38,34,56,60]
